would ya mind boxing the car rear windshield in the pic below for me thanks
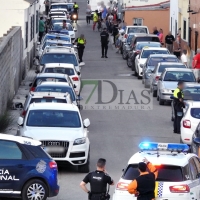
[128,28,148,34]
[127,35,134,43]
[40,53,78,66]
[26,145,50,158]
[49,13,65,17]
[27,110,81,127]
[183,87,200,101]
[44,67,75,75]
[122,164,183,182]
[136,43,160,50]
[53,23,73,31]
[51,5,68,9]
[52,19,71,24]
[33,77,67,87]
[42,42,72,50]
[191,108,200,119]
[164,71,196,82]
[43,35,70,43]
[35,86,76,101]
[147,57,178,67]
[136,37,160,43]
[141,50,168,58]
[30,98,66,104]
[158,64,186,73]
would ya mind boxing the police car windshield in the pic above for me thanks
[128,27,148,34]
[164,71,196,82]
[30,98,66,104]
[147,57,178,67]
[35,86,76,101]
[27,110,81,127]
[183,87,200,101]
[49,13,65,17]
[141,50,169,58]
[51,5,68,9]
[123,164,184,182]
[136,43,160,50]
[44,68,75,75]
[158,64,186,73]
[40,53,78,66]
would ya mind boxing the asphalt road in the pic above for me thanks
[1,0,180,199]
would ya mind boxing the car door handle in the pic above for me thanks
[16,164,25,168]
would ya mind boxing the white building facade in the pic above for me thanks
[170,0,179,37]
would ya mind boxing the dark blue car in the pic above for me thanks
[0,134,59,200]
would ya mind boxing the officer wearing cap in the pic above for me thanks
[80,158,114,200]
[173,81,185,134]
[128,158,158,200]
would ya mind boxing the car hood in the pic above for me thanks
[162,81,178,89]
[23,127,85,141]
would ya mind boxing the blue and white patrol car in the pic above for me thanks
[113,142,200,200]
[0,133,59,200]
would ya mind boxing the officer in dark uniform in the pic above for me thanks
[128,158,158,200]
[100,28,109,58]
[173,81,185,134]
[80,158,114,200]
[74,34,86,63]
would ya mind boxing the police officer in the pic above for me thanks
[128,157,158,200]
[100,28,109,58]
[73,2,79,13]
[75,34,86,63]
[173,81,185,134]
[80,158,114,200]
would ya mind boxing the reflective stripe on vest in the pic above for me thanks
[78,38,85,44]
[173,88,184,98]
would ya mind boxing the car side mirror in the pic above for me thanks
[77,71,81,76]
[29,83,32,87]
[17,117,24,126]
[193,138,200,145]
[83,118,90,128]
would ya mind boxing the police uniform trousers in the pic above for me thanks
[173,108,183,133]
[77,46,85,62]
[101,42,108,56]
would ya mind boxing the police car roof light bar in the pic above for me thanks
[139,142,189,152]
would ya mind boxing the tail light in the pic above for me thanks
[72,76,79,81]
[21,110,26,117]
[169,185,190,193]
[155,76,160,81]
[183,120,191,128]
[49,161,57,169]
[30,87,35,92]
[116,182,129,191]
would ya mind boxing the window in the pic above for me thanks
[36,11,39,33]
[25,22,28,48]
[183,20,186,40]
[32,14,35,39]
[26,145,49,158]
[189,159,198,180]
[0,141,22,159]
[133,18,143,26]
[30,15,33,41]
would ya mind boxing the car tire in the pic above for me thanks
[137,74,141,79]
[78,152,90,173]
[22,179,48,200]
[127,58,132,68]
[159,97,164,105]
[122,51,127,60]
[153,90,157,97]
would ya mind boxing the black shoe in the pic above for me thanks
[105,56,108,58]
[101,55,104,58]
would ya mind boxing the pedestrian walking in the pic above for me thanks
[173,81,185,134]
[75,34,86,63]
[158,29,164,46]
[193,48,200,82]
[128,157,158,200]
[181,49,188,66]
[100,28,109,58]
[93,10,99,31]
[86,5,91,24]
[39,17,45,43]
[44,0,50,16]
[80,158,114,200]
[165,31,175,53]
[112,20,119,46]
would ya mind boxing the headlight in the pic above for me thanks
[161,89,172,93]
[140,64,144,68]
[73,137,86,145]
[73,15,77,19]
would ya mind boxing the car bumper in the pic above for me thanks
[49,184,59,197]
[181,127,193,145]
[160,93,173,101]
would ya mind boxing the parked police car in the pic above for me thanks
[0,133,59,200]
[113,142,200,200]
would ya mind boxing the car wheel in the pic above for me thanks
[78,152,90,173]
[153,90,157,97]
[137,73,141,79]
[22,179,48,200]
[122,51,127,59]
[127,58,132,68]
[159,97,164,105]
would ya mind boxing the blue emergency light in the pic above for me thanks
[139,142,189,152]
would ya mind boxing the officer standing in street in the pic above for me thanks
[128,157,158,200]
[173,81,185,134]
[80,158,114,200]
[74,34,86,63]
[100,28,109,58]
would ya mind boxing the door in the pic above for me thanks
[0,140,28,194]
[192,124,200,156]
[192,157,200,199]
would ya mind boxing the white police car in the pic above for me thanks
[113,142,200,200]
[0,133,59,200]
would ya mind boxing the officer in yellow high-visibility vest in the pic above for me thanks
[75,34,86,63]
[173,81,185,134]
[73,2,79,13]
[93,10,99,31]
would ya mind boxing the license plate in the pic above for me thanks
[44,146,65,153]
